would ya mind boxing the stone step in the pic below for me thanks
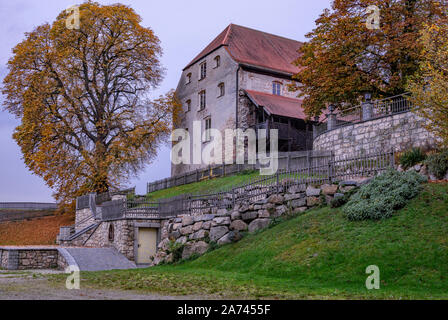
[63,248,136,271]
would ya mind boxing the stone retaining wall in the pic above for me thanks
[151,180,361,265]
[0,247,67,270]
[313,111,438,157]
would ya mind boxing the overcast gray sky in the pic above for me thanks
[0,0,332,202]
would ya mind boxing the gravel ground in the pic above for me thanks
[0,270,209,300]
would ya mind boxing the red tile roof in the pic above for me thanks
[184,24,303,74]
[245,90,307,120]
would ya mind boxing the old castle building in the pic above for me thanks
[173,24,314,176]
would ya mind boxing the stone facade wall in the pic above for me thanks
[172,45,302,176]
[173,47,239,176]
[81,219,136,261]
[75,208,95,232]
[151,181,358,265]
[314,111,438,158]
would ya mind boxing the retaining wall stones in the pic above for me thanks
[314,111,438,158]
[0,247,67,270]
[150,179,367,265]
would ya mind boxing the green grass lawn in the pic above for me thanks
[145,170,261,201]
[61,182,448,299]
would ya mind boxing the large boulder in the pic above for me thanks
[212,217,231,226]
[231,211,241,220]
[241,211,258,221]
[230,220,248,231]
[202,221,212,230]
[182,216,194,226]
[210,226,229,242]
[189,229,208,241]
[248,219,271,233]
[194,214,215,222]
[321,184,338,195]
[306,186,321,197]
[268,194,284,204]
[182,241,209,260]
[284,193,304,201]
[216,208,228,216]
[290,198,307,208]
[193,222,203,232]
[175,236,188,245]
[258,210,270,218]
[157,238,171,251]
[180,225,193,235]
[217,231,241,245]
[307,196,321,207]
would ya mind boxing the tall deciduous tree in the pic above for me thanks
[292,0,446,117]
[408,21,448,147]
[2,2,181,206]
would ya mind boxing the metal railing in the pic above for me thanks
[134,151,394,218]
[147,151,333,194]
[314,93,413,135]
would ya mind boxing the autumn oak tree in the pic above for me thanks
[2,2,180,206]
[408,20,448,147]
[292,0,447,117]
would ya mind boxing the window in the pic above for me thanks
[185,99,191,112]
[108,224,114,242]
[218,83,225,97]
[198,90,206,110]
[214,56,221,68]
[186,73,192,84]
[273,81,282,95]
[199,62,207,80]
[204,117,211,142]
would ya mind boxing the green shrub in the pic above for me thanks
[330,187,358,208]
[425,150,448,179]
[167,240,184,263]
[399,148,426,169]
[343,170,427,221]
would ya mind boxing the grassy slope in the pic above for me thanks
[75,183,448,299]
[146,170,260,201]
[0,214,74,246]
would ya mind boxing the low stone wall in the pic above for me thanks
[313,111,438,157]
[0,247,67,270]
[152,180,361,265]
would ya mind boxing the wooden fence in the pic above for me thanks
[146,150,333,194]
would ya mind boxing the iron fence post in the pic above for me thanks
[276,171,280,194]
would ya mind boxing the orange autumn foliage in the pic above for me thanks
[0,214,75,246]
[1,2,181,206]
[292,0,447,117]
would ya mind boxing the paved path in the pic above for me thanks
[0,270,209,300]
[63,248,137,271]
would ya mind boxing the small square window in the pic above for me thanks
[185,99,191,112]
[186,73,192,84]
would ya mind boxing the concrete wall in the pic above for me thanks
[313,111,438,157]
